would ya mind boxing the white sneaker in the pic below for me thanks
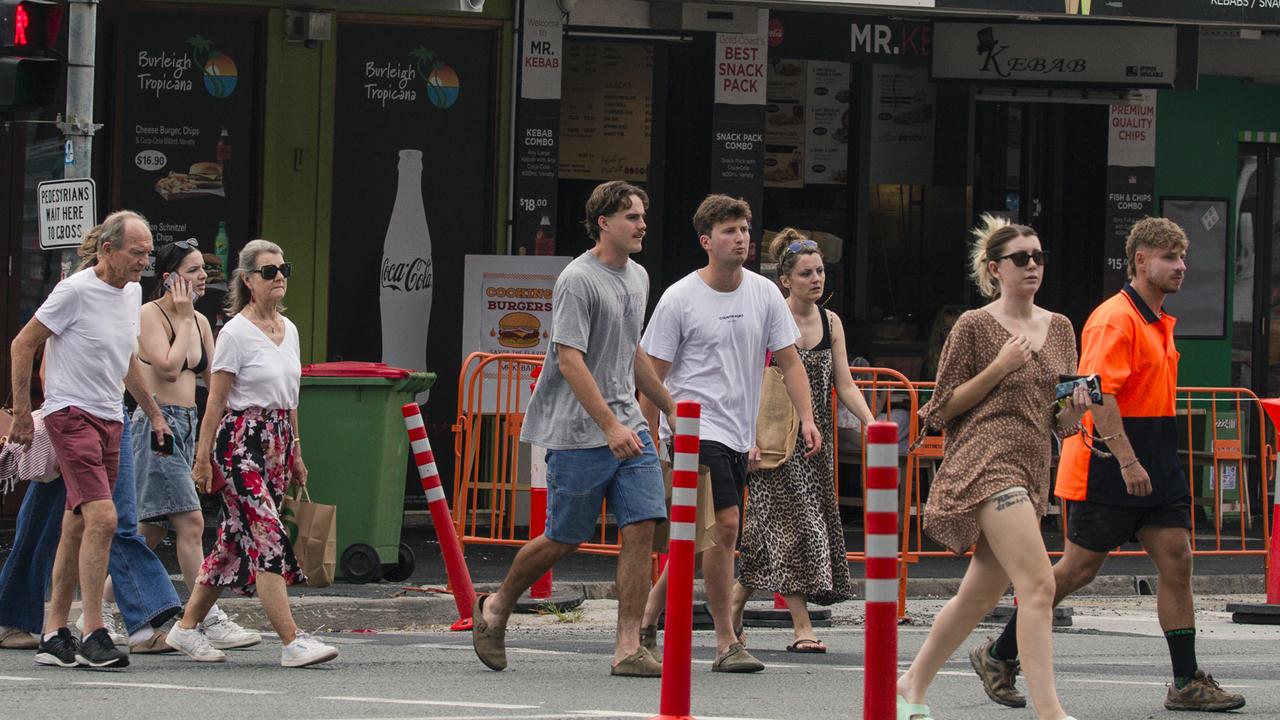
[164,624,227,662]
[200,609,262,650]
[75,602,127,646]
[281,631,338,668]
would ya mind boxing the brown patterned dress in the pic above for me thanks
[919,309,1077,555]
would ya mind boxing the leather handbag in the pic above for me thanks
[754,365,800,471]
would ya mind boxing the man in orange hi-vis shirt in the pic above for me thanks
[969,218,1245,714]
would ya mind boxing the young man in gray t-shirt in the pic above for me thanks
[472,181,675,678]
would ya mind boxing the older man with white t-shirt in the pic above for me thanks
[8,210,172,669]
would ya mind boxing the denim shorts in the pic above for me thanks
[545,430,667,544]
[131,405,201,522]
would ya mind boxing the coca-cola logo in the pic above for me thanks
[381,256,433,292]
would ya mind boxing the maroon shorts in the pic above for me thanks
[43,407,123,512]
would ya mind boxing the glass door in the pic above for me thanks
[1234,144,1280,396]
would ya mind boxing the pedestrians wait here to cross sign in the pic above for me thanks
[37,178,97,251]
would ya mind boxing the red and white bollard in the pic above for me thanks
[529,445,553,600]
[403,403,477,631]
[1226,399,1280,624]
[864,422,900,719]
[652,401,701,720]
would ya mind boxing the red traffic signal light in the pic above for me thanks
[1,0,61,111]
[2,0,60,54]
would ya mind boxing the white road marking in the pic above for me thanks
[74,681,280,695]
[0,675,38,682]
[318,696,541,710]
[409,643,577,656]
[574,711,782,720]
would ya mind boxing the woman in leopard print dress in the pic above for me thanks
[733,229,874,652]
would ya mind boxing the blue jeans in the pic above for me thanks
[544,430,666,544]
[0,408,182,634]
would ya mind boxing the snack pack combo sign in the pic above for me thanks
[115,14,257,274]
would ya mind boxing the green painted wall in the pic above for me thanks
[1156,75,1280,387]
[249,2,515,362]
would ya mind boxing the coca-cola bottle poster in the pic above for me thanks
[329,21,497,481]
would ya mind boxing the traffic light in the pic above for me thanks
[0,0,62,111]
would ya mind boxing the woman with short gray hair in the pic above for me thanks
[164,239,337,668]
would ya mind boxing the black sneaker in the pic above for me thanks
[75,628,129,669]
[34,628,81,668]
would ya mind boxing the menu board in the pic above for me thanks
[868,64,935,186]
[804,61,850,185]
[764,59,806,189]
[115,14,259,287]
[559,42,653,180]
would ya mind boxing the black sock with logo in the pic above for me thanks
[991,609,1019,661]
[1165,627,1197,687]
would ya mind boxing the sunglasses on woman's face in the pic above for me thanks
[994,250,1047,267]
[249,263,292,280]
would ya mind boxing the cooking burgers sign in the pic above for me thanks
[463,255,571,359]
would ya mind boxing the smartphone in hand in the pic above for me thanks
[151,431,175,456]
[1055,374,1102,405]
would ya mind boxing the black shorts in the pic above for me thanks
[700,440,747,512]
[1065,498,1192,553]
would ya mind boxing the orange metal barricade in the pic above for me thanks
[898,383,1272,567]
[448,354,1272,612]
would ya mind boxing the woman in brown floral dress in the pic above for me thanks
[895,216,1091,720]
[732,229,875,653]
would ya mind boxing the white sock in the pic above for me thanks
[203,604,222,623]
[42,631,57,642]
[129,628,155,645]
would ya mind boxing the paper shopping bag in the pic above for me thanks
[282,487,337,588]
[652,460,717,555]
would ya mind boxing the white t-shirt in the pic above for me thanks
[641,269,800,452]
[211,314,301,411]
[37,268,141,422]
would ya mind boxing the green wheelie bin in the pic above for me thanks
[298,361,435,583]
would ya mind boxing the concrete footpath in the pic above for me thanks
[2,516,1270,633]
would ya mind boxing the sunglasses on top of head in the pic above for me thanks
[993,250,1047,268]
[249,262,292,280]
[786,239,819,254]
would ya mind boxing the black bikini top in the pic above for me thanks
[138,302,209,375]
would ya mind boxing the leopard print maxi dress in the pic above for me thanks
[738,310,853,606]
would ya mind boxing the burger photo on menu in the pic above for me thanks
[496,311,542,349]
[154,162,226,201]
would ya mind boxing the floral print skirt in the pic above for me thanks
[196,407,306,595]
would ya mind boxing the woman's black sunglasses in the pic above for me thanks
[993,250,1047,267]
[249,263,293,280]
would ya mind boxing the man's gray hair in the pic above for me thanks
[75,210,149,271]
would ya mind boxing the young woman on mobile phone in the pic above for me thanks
[133,239,261,651]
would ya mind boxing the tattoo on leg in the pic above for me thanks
[995,493,1031,512]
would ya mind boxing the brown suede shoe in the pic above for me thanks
[1164,670,1245,712]
[639,624,658,654]
[130,630,178,654]
[711,643,764,673]
[0,627,38,649]
[611,647,662,677]
[471,595,507,671]
[969,638,1026,708]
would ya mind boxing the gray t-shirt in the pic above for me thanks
[520,251,650,450]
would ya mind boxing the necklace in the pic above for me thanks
[247,307,281,335]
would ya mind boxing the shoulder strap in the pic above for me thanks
[153,303,178,344]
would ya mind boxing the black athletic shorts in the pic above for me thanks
[700,440,748,512]
[1065,497,1192,552]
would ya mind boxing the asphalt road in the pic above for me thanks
[0,597,1275,720]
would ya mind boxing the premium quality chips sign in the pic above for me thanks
[115,13,259,275]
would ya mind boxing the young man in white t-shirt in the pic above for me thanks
[8,211,172,669]
[637,194,821,673]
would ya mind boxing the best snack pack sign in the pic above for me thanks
[115,14,257,268]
